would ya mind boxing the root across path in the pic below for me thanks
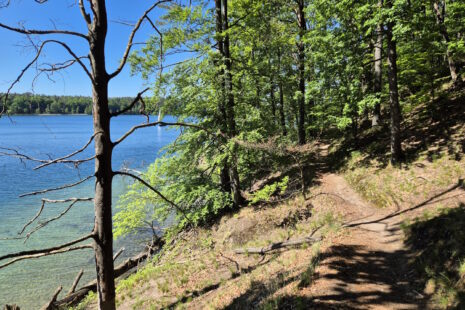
[307,173,426,309]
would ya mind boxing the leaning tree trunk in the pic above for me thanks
[386,3,403,164]
[89,1,115,309]
[372,0,383,127]
[432,1,460,85]
[296,0,307,145]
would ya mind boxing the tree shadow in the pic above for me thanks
[222,243,425,309]
[327,89,465,170]
[404,203,465,308]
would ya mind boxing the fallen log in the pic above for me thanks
[234,236,321,255]
[54,237,164,307]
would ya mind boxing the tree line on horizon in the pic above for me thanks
[3,93,138,115]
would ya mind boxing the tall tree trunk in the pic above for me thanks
[372,0,383,127]
[279,80,287,136]
[214,0,231,194]
[88,1,115,309]
[296,0,306,145]
[386,1,403,164]
[221,0,242,207]
[432,1,460,84]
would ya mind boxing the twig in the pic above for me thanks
[19,175,94,197]
[110,87,150,117]
[23,198,93,242]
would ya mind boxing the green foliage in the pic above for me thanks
[250,176,289,205]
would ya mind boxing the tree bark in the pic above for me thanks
[88,1,115,309]
[296,0,307,145]
[214,0,232,194]
[372,0,383,127]
[386,1,403,164]
[222,0,242,207]
[279,81,287,136]
[432,1,460,85]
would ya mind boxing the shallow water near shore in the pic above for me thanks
[0,115,177,309]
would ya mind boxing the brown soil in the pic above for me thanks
[304,173,426,309]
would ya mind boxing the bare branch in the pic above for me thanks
[108,0,172,79]
[41,286,63,310]
[19,175,94,197]
[0,21,88,40]
[19,198,93,235]
[0,244,93,269]
[113,121,218,146]
[79,0,91,25]
[113,247,125,261]
[67,269,84,296]
[33,132,100,170]
[110,87,150,117]
[234,236,322,255]
[0,147,95,168]
[23,198,93,242]
[114,171,193,225]
[0,233,94,262]
[0,39,93,109]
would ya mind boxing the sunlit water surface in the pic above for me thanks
[0,115,178,308]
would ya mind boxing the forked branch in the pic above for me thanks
[109,0,172,79]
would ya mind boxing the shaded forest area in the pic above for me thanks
[2,93,137,114]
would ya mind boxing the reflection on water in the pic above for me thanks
[0,115,178,309]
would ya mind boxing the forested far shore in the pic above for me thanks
[2,93,141,115]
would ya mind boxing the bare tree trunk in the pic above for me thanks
[372,0,383,127]
[386,1,403,164]
[88,1,115,309]
[432,1,460,85]
[296,0,306,145]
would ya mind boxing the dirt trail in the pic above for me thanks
[307,173,425,309]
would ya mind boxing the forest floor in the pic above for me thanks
[80,88,465,309]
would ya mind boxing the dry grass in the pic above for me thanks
[110,189,342,310]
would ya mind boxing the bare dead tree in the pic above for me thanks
[0,1,183,309]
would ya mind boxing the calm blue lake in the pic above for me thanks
[0,115,178,309]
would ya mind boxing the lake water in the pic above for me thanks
[0,115,178,309]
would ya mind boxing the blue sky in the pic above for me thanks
[0,1,168,97]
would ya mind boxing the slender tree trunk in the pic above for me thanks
[279,80,287,136]
[270,79,276,118]
[296,0,306,145]
[386,2,403,164]
[220,0,242,207]
[432,1,460,84]
[214,0,231,194]
[372,0,383,127]
[87,1,115,309]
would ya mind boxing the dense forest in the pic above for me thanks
[3,93,136,114]
[1,0,465,309]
